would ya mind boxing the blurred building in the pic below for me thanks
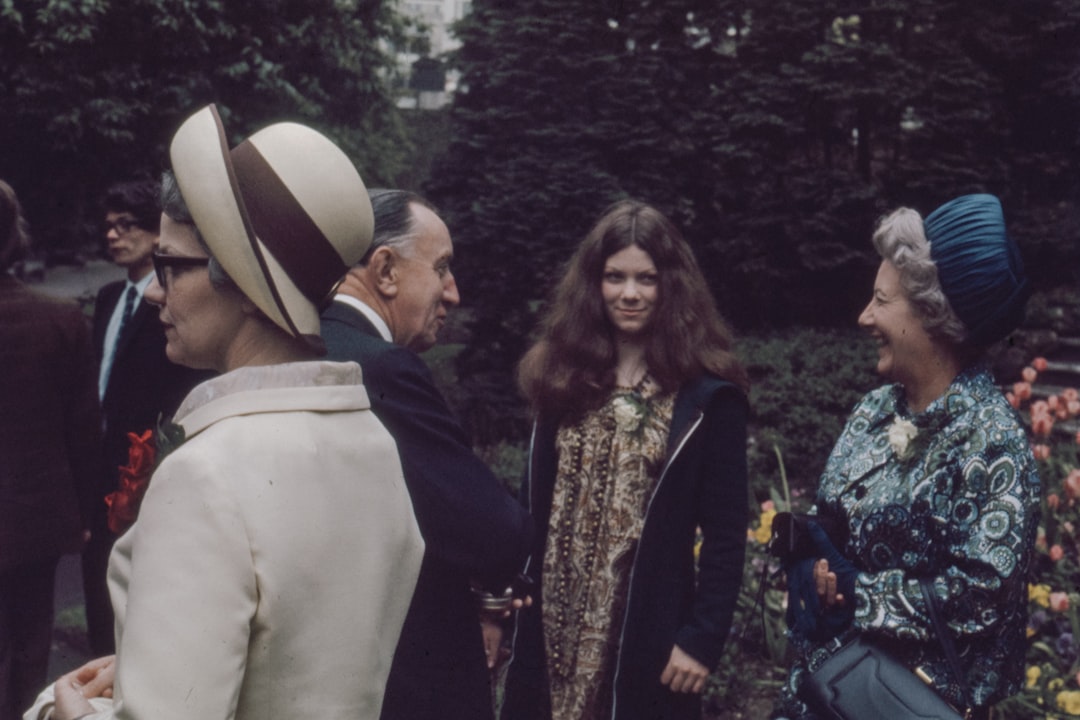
[396,0,471,109]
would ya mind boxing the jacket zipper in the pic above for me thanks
[610,408,705,720]
[503,408,706,720]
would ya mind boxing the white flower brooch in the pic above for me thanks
[887,416,919,461]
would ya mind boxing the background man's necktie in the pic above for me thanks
[116,285,137,346]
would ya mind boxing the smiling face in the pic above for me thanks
[144,213,246,371]
[858,260,937,385]
[389,203,460,352]
[601,244,658,341]
[104,211,157,279]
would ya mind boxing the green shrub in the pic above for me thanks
[738,326,880,503]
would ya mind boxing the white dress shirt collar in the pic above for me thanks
[333,294,392,343]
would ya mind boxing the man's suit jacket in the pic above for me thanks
[0,276,100,571]
[322,301,533,720]
[92,280,211,518]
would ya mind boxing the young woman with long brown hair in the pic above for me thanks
[502,200,750,720]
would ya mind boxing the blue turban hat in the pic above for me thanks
[925,194,1030,347]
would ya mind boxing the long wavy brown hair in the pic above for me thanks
[518,200,748,421]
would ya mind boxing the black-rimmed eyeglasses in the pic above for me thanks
[104,217,138,235]
[152,252,210,290]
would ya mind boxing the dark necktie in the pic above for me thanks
[116,285,138,346]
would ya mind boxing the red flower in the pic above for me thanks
[1064,469,1080,500]
[1014,381,1033,401]
[104,430,157,535]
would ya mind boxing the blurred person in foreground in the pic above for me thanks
[321,189,533,720]
[774,194,1040,720]
[0,179,100,720]
[23,104,424,720]
[502,200,750,720]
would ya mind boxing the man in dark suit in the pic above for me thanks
[321,190,532,720]
[0,180,100,720]
[83,179,210,655]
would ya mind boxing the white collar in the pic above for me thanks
[333,295,392,343]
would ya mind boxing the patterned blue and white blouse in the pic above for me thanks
[778,364,1040,717]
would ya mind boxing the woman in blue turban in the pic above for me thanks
[775,194,1040,720]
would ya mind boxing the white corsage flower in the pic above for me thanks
[887,416,919,460]
[613,395,644,432]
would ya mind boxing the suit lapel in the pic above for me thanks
[93,282,125,359]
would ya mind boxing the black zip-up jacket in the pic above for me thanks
[502,375,749,720]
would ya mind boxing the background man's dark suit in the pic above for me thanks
[0,276,100,720]
[322,302,532,720]
[84,280,210,654]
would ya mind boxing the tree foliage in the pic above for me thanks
[0,0,411,255]
[428,0,1080,445]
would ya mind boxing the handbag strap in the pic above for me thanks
[919,578,974,715]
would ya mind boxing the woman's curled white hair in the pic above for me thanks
[872,207,968,346]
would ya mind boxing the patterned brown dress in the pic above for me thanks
[542,377,675,719]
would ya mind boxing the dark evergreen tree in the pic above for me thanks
[429,0,1080,445]
[0,0,411,255]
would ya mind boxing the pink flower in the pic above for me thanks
[1014,382,1033,401]
[1022,366,1038,383]
[761,499,775,512]
[1048,395,1060,411]
[1066,470,1080,499]
[1063,388,1079,403]
[1050,592,1070,612]
[1068,400,1080,418]
[1032,414,1054,438]
[1034,357,1049,372]
[1006,392,1019,409]
[1050,545,1065,562]
[1076,430,1080,446]
[1048,493,1061,511]
[1034,444,1052,461]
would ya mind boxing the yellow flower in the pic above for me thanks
[1029,666,1043,688]
[1051,678,1065,691]
[1056,690,1080,715]
[753,508,777,545]
[1031,583,1053,608]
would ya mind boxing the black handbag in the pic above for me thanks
[799,579,973,720]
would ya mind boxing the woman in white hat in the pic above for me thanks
[28,105,425,720]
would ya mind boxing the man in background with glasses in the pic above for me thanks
[83,178,210,657]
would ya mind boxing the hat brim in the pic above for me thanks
[169,106,319,340]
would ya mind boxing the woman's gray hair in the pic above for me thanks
[160,171,236,290]
[872,207,968,345]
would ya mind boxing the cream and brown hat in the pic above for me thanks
[169,104,372,352]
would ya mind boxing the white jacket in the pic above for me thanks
[28,361,424,720]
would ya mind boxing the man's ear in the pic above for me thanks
[368,246,399,298]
